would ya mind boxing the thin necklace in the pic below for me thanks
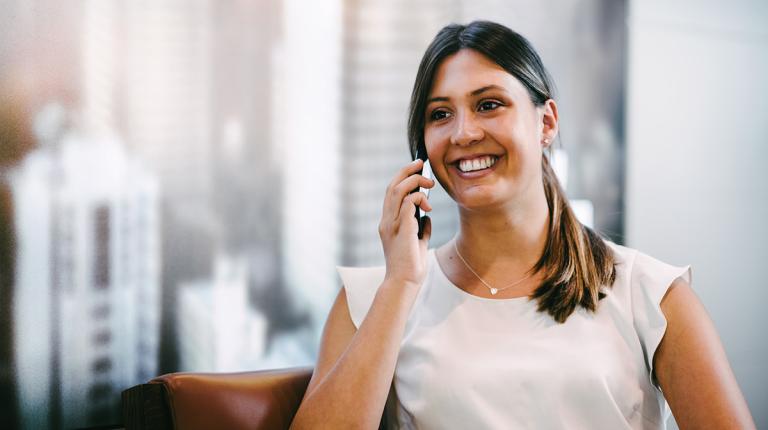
[453,239,535,296]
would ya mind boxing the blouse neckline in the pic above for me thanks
[429,248,535,304]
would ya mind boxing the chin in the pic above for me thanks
[455,191,508,211]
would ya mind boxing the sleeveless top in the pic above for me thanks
[336,241,692,429]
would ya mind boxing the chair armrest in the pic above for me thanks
[122,367,313,430]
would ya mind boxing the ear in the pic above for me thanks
[540,99,559,148]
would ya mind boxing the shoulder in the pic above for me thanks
[601,241,693,345]
[603,240,692,296]
[336,263,387,329]
[602,240,693,389]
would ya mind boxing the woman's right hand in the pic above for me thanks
[378,158,435,288]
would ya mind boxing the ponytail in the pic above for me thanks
[530,154,616,323]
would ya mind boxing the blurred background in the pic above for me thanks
[0,0,765,428]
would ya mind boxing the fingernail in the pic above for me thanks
[412,159,421,164]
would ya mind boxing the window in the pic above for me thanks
[91,357,112,374]
[93,330,111,346]
[93,205,110,288]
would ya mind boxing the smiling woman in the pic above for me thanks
[410,26,614,321]
[289,20,756,430]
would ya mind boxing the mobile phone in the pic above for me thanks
[411,144,433,239]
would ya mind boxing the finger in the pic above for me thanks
[386,159,425,192]
[383,161,421,219]
[384,172,435,220]
[398,191,432,221]
[391,175,434,214]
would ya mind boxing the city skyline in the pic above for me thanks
[0,0,627,428]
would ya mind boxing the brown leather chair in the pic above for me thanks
[121,367,313,430]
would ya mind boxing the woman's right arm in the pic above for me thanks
[290,159,434,429]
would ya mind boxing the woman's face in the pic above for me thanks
[423,48,557,211]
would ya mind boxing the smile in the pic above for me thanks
[457,155,498,173]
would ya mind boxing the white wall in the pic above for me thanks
[626,0,768,427]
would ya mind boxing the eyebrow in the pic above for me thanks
[426,84,506,105]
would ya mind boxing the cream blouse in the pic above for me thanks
[336,241,691,429]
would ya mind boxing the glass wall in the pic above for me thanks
[0,0,626,427]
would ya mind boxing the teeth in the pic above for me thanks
[459,155,498,173]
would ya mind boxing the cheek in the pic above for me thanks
[424,128,450,169]
[423,130,453,189]
[423,127,446,152]
[490,120,538,157]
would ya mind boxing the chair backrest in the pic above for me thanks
[122,367,313,430]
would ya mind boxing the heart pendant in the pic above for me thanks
[490,288,498,295]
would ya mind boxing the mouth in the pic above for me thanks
[453,155,499,173]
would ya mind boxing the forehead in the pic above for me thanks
[428,49,528,100]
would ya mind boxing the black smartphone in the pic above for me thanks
[411,144,433,239]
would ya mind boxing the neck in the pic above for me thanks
[454,187,550,276]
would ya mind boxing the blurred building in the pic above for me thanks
[10,131,160,429]
[340,0,461,267]
[82,0,225,373]
[76,0,219,375]
[115,0,215,207]
[272,0,345,340]
[178,256,268,372]
[106,0,299,373]
[209,0,310,351]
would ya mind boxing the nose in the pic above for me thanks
[449,110,484,146]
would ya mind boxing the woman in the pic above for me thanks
[290,21,755,429]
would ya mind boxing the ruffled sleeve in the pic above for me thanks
[630,250,693,391]
[336,265,386,329]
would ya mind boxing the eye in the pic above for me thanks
[428,109,451,122]
[478,100,502,112]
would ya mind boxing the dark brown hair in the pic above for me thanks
[407,21,616,323]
